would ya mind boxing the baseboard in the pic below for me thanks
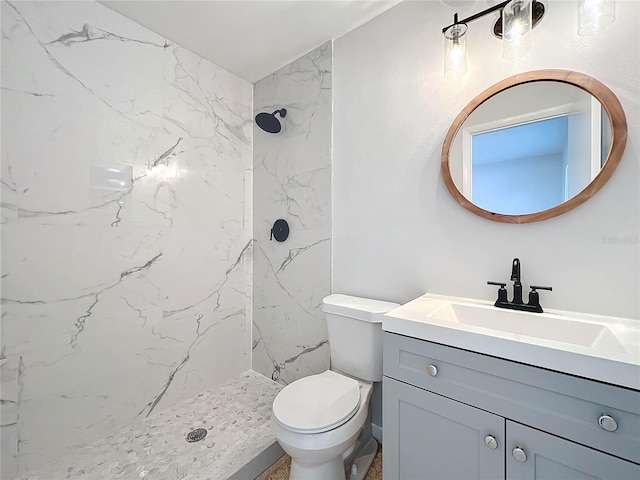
[371,423,383,445]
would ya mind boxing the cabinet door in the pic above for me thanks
[383,376,504,480]
[507,421,640,480]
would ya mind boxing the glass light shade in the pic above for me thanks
[503,0,532,59]
[578,0,615,35]
[444,23,468,78]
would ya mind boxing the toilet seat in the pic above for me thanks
[272,370,361,434]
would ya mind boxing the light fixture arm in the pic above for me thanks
[442,0,511,33]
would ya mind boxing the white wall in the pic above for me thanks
[252,44,332,386]
[1,1,252,476]
[333,0,639,319]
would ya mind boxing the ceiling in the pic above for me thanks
[100,0,403,83]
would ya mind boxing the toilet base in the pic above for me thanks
[348,437,378,480]
[289,456,346,480]
[288,436,378,480]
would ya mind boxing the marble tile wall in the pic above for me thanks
[252,44,332,385]
[1,1,253,476]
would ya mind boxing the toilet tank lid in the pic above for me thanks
[322,294,400,323]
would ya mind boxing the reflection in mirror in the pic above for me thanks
[442,70,626,223]
[471,116,571,214]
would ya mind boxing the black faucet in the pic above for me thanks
[488,258,552,313]
[510,258,523,304]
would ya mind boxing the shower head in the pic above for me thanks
[255,109,287,134]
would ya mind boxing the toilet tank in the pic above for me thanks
[322,294,400,382]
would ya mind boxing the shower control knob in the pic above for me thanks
[426,364,438,377]
[270,219,289,242]
[484,435,498,450]
[512,447,527,463]
[598,414,618,432]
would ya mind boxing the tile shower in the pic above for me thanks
[252,43,332,386]
[15,372,283,480]
[0,0,256,476]
[1,0,333,477]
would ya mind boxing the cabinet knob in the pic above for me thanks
[484,435,498,450]
[426,364,438,377]
[512,447,527,463]
[598,414,618,432]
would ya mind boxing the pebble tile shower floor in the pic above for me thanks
[17,371,283,480]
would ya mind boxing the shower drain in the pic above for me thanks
[186,428,208,443]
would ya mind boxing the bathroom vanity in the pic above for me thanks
[382,294,640,479]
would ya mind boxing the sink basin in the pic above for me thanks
[383,294,640,390]
[432,302,626,352]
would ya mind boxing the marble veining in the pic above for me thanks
[1,356,21,479]
[252,43,332,385]
[16,371,283,480]
[1,0,252,475]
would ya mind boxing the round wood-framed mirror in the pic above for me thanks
[441,70,627,223]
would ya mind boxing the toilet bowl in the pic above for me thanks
[270,294,400,480]
[271,370,373,480]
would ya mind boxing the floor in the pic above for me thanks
[256,446,383,480]
[16,371,284,480]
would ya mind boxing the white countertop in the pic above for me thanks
[383,294,640,391]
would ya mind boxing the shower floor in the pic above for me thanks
[17,370,283,480]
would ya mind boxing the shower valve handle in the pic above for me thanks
[270,219,289,242]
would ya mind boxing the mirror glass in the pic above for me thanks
[442,71,626,223]
[450,82,610,215]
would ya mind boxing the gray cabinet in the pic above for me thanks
[383,332,640,480]
[506,421,640,480]
[384,376,504,480]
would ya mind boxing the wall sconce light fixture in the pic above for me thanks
[578,0,615,35]
[443,15,468,77]
[502,0,533,59]
[442,0,545,77]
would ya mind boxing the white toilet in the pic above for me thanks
[271,294,400,480]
